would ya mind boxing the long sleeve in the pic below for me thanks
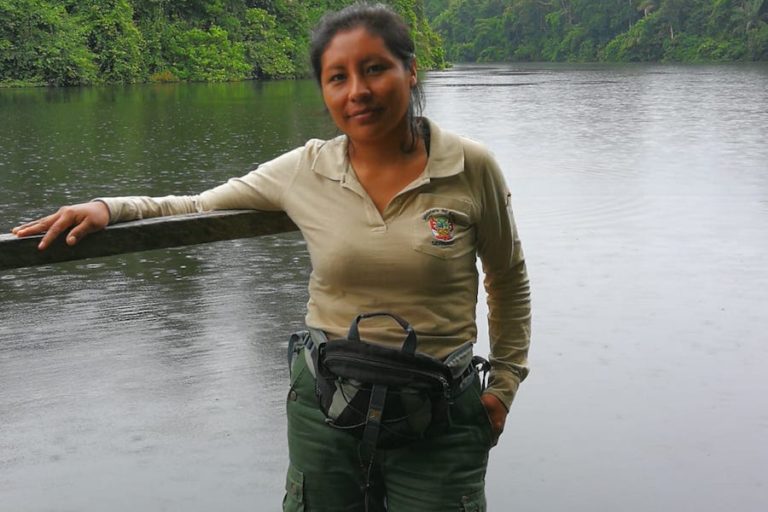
[475,151,531,410]
[97,147,304,223]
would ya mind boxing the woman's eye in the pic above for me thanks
[328,73,345,83]
[366,64,384,74]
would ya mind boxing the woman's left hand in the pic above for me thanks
[480,393,508,446]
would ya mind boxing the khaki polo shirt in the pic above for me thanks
[100,119,531,408]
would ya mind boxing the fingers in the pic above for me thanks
[14,206,77,250]
[11,214,57,237]
[66,219,97,246]
[12,203,110,250]
[37,209,76,250]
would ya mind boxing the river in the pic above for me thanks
[1,63,767,511]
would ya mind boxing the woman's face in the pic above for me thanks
[319,26,416,147]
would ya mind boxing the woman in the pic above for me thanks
[12,3,530,511]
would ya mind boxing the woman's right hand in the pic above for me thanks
[11,201,110,250]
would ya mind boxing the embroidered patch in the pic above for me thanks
[423,209,456,246]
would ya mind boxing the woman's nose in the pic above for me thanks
[349,73,371,101]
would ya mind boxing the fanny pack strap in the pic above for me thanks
[305,328,327,379]
[472,355,491,391]
[287,328,326,380]
[361,383,387,457]
[287,331,307,378]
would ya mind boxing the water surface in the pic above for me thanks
[1,64,767,511]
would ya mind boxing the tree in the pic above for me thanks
[71,0,145,82]
[425,0,767,63]
[242,7,296,78]
[166,25,250,81]
[0,0,97,85]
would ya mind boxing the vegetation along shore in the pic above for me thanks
[1,0,767,87]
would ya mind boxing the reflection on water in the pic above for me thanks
[1,64,768,511]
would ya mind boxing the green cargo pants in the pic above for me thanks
[283,347,494,511]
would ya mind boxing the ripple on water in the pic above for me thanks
[430,82,541,88]
[526,192,650,231]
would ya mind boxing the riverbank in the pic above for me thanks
[0,0,444,88]
[427,0,768,64]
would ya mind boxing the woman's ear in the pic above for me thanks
[409,60,418,87]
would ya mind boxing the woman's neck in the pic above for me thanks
[346,120,421,166]
[346,126,428,214]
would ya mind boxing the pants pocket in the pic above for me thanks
[460,489,486,512]
[282,464,305,512]
[288,347,317,406]
[467,379,497,448]
[479,399,499,448]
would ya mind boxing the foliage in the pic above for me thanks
[70,0,145,83]
[148,69,179,82]
[166,25,251,81]
[747,20,768,58]
[428,0,768,63]
[0,0,98,85]
[242,7,297,78]
[1,0,445,86]
[602,13,666,61]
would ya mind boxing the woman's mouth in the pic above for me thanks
[347,107,383,122]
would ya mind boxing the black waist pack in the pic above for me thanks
[310,312,481,450]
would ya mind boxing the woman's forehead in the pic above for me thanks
[321,27,393,65]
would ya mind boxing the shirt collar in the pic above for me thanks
[422,118,465,178]
[309,134,348,181]
[309,117,465,181]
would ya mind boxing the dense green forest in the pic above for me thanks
[2,1,766,86]
[0,0,444,86]
[425,0,768,62]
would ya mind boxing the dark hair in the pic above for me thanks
[309,2,425,152]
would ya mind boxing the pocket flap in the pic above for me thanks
[284,465,304,504]
[460,489,486,511]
